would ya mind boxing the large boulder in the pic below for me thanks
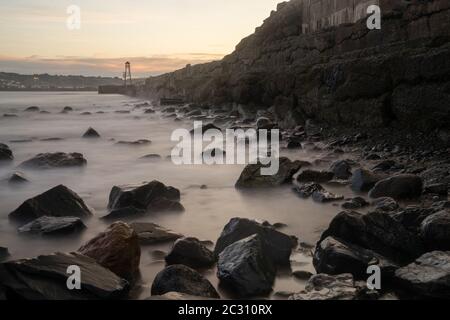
[82,127,100,138]
[0,143,13,162]
[214,218,295,266]
[130,222,183,244]
[151,265,219,298]
[369,174,423,200]
[395,251,450,299]
[217,234,275,297]
[330,160,352,180]
[107,180,184,215]
[289,274,358,300]
[0,247,9,261]
[296,170,334,183]
[18,216,86,235]
[78,222,140,281]
[0,252,129,299]
[235,157,302,188]
[20,152,87,169]
[165,237,215,269]
[351,169,383,192]
[420,211,450,251]
[9,185,93,224]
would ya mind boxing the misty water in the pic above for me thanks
[0,91,363,299]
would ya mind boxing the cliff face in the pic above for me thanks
[144,0,450,131]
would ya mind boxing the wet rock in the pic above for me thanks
[424,183,448,196]
[330,160,352,180]
[217,234,275,297]
[115,139,151,146]
[102,207,145,220]
[144,108,155,114]
[0,252,129,299]
[80,112,92,115]
[296,170,334,183]
[162,107,176,113]
[3,113,18,118]
[372,197,399,212]
[365,153,381,160]
[166,237,215,269]
[293,182,324,198]
[342,197,369,210]
[292,270,314,280]
[24,106,39,112]
[18,216,86,235]
[20,152,87,169]
[108,180,184,215]
[289,274,357,300]
[372,160,396,172]
[8,171,28,184]
[147,292,218,300]
[256,117,274,130]
[140,154,162,161]
[79,222,140,281]
[312,189,344,203]
[0,247,9,261]
[190,123,221,135]
[395,251,450,299]
[130,222,183,244]
[186,109,202,117]
[351,169,383,192]
[115,110,130,114]
[369,174,423,200]
[420,211,450,251]
[9,185,93,224]
[82,127,101,138]
[235,157,302,188]
[214,218,295,266]
[151,265,219,298]
[61,106,73,113]
[0,143,13,162]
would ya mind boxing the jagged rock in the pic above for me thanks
[372,197,399,212]
[151,265,219,298]
[130,222,183,244]
[235,157,302,188]
[214,218,295,266]
[24,106,39,112]
[20,152,87,169]
[107,180,184,215]
[8,172,28,184]
[293,182,324,198]
[0,252,129,299]
[190,123,221,135]
[297,170,334,183]
[351,169,382,192]
[78,222,140,281]
[166,237,215,269]
[420,211,450,251]
[82,127,100,138]
[289,274,357,300]
[9,185,93,224]
[115,139,151,146]
[0,143,13,162]
[342,197,369,210]
[217,234,275,297]
[330,160,352,180]
[395,251,450,299]
[312,190,344,203]
[18,216,86,235]
[0,247,9,261]
[369,174,423,200]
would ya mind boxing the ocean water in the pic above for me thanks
[0,91,361,299]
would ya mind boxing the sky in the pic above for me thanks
[0,0,281,77]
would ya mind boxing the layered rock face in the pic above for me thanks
[143,0,450,131]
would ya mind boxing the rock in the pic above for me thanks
[342,197,369,210]
[420,211,450,251]
[61,106,73,113]
[372,197,399,212]
[289,274,358,300]
[217,234,275,297]
[296,170,334,183]
[190,123,221,135]
[235,157,302,188]
[102,207,145,220]
[312,190,344,203]
[115,110,130,114]
[18,216,86,235]
[0,143,13,162]
[424,183,448,196]
[395,251,450,299]
[365,154,381,160]
[292,270,314,280]
[293,182,324,198]
[0,252,129,299]
[108,180,184,214]
[369,174,423,200]
[78,222,140,281]
[305,120,322,137]
[166,237,215,269]
[372,160,396,172]
[8,171,28,184]
[151,265,219,298]
[351,169,382,192]
[130,222,182,244]
[286,139,302,149]
[214,218,295,266]
[147,292,218,300]
[115,139,151,146]
[330,160,352,180]
[20,152,87,169]
[80,112,91,115]
[140,154,162,161]
[24,106,39,112]
[82,127,101,138]
[0,247,9,261]
[9,185,93,224]
[313,237,398,279]
[186,109,202,117]
[162,107,176,113]
[201,148,226,159]
[3,113,18,118]
[256,117,274,130]
[144,108,155,114]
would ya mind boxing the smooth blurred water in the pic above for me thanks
[0,91,361,299]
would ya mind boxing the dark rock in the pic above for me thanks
[420,211,450,251]
[369,174,423,200]
[217,234,275,297]
[330,160,352,180]
[235,157,302,188]
[130,222,182,244]
[24,106,39,112]
[166,237,215,269]
[8,172,28,184]
[116,139,151,146]
[372,197,399,212]
[20,152,87,169]
[140,154,162,161]
[0,247,9,261]
[3,113,18,118]
[190,123,221,135]
[424,183,448,196]
[214,218,295,266]
[162,107,176,113]
[286,139,302,149]
[256,117,274,130]
[0,252,128,299]
[372,160,396,172]
[40,137,64,141]
[115,110,130,114]
[342,197,369,210]
[365,154,381,160]
[292,270,314,280]
[61,106,73,113]
[108,180,184,214]
[289,274,357,300]
[82,127,100,138]
[186,109,202,117]
[0,143,13,161]
[305,120,322,137]
[80,112,91,115]
[144,108,155,114]
[151,265,219,298]
[18,216,86,235]
[312,190,344,203]
[79,222,140,281]
[147,292,218,300]
[351,169,383,192]
[293,182,324,198]
[102,207,145,220]
[297,170,334,184]
[395,251,450,299]
[9,185,93,224]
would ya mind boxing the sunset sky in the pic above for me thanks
[0,0,281,77]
